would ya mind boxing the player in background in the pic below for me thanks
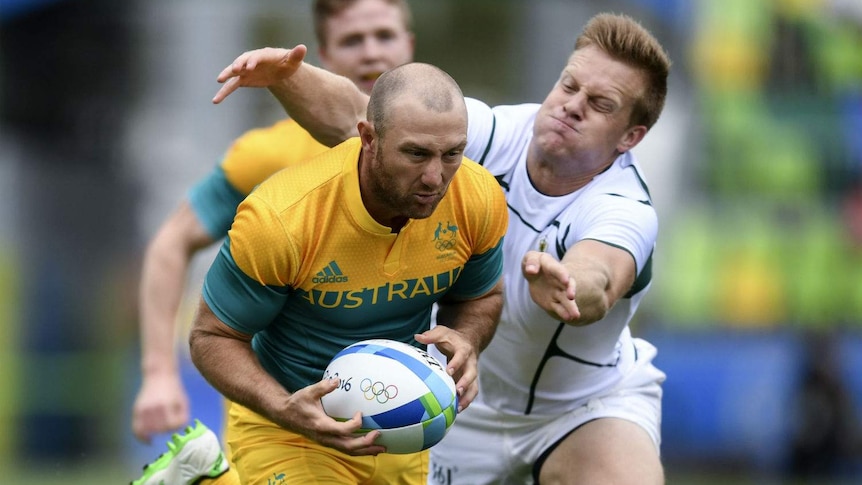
[131,1,414,484]
[210,11,670,485]
[190,62,507,484]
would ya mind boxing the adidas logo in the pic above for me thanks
[312,261,348,283]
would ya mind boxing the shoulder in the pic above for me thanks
[465,99,537,171]
[248,138,360,208]
[453,157,503,192]
[590,152,653,203]
[231,118,302,149]
[447,158,508,231]
[222,119,330,194]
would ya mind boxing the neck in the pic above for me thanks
[388,218,407,233]
[526,154,615,196]
[358,152,406,232]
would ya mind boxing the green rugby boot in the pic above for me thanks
[131,419,229,485]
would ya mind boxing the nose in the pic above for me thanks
[563,90,587,120]
[360,38,385,61]
[421,159,444,188]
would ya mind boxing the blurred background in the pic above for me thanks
[1,0,861,483]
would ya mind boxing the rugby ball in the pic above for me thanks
[321,339,458,454]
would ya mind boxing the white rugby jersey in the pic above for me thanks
[464,97,658,416]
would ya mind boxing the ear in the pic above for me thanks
[407,32,417,55]
[357,120,376,150]
[616,125,648,153]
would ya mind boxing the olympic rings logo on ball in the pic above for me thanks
[360,378,398,403]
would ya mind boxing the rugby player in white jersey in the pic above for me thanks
[211,12,671,485]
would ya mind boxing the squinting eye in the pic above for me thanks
[593,101,613,112]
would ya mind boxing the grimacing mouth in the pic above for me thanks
[360,72,383,82]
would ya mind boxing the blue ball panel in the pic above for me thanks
[421,411,451,449]
[336,342,454,409]
[371,347,454,409]
[363,396,428,429]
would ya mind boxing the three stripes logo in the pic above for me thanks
[312,261,348,283]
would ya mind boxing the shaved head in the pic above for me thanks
[367,63,465,139]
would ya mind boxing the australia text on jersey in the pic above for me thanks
[300,266,462,309]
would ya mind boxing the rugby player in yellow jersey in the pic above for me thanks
[190,63,507,484]
[132,0,415,446]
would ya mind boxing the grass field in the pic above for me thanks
[8,464,861,485]
[9,463,131,485]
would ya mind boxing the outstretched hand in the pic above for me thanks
[212,44,308,104]
[521,250,580,322]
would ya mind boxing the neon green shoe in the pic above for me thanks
[131,419,229,485]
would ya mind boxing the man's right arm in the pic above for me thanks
[189,293,385,456]
[132,200,214,443]
[212,45,368,147]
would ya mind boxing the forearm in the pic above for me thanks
[561,240,634,325]
[139,236,195,376]
[138,203,214,375]
[436,282,503,352]
[189,301,292,423]
[269,62,368,147]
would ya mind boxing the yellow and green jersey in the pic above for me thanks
[202,138,508,393]
[188,119,329,238]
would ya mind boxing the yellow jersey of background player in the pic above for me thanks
[188,119,328,238]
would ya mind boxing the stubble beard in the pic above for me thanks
[370,151,441,222]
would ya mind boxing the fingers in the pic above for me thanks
[415,329,476,412]
[212,45,307,104]
[310,375,341,398]
[557,277,579,320]
[215,63,238,84]
[456,381,478,412]
[212,78,240,104]
[551,296,580,322]
[132,401,188,443]
[566,275,577,301]
[452,364,477,412]
[131,417,152,444]
[415,328,461,377]
[413,330,434,345]
[342,429,386,456]
[287,44,307,64]
[521,250,542,276]
[216,51,252,83]
[523,251,572,286]
[322,412,386,456]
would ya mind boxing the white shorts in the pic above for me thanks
[428,338,664,485]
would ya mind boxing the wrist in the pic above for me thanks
[141,357,180,378]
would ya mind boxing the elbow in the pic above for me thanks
[188,327,203,365]
[188,325,214,370]
[312,128,357,149]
